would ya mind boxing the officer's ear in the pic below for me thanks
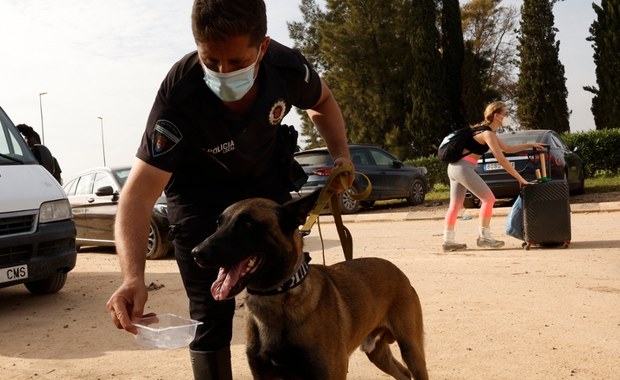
[258,37,270,61]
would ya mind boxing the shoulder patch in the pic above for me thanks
[152,119,182,157]
[268,99,288,126]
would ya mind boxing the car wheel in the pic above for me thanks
[24,272,68,295]
[360,200,376,208]
[406,179,426,206]
[338,186,361,214]
[572,168,585,195]
[463,195,480,209]
[146,221,169,260]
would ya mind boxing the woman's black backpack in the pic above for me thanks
[437,125,491,163]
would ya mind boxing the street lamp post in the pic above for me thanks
[38,92,47,144]
[97,117,107,167]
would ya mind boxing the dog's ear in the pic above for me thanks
[280,188,322,231]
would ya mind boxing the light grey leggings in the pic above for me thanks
[445,158,496,228]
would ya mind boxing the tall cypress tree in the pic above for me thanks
[440,0,466,129]
[406,0,451,155]
[584,0,620,130]
[516,0,569,132]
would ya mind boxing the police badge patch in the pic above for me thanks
[152,119,182,157]
[268,99,287,126]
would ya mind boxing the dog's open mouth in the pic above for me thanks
[211,255,261,300]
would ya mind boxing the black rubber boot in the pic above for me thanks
[190,347,233,380]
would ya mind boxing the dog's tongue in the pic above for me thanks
[210,257,253,300]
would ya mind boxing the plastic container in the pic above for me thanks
[134,313,203,349]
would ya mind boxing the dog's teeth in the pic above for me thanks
[242,257,257,276]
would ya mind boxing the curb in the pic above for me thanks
[317,201,620,224]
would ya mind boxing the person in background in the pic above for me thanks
[105,1,353,379]
[442,101,544,251]
[16,123,63,184]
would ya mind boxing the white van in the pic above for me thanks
[0,105,76,294]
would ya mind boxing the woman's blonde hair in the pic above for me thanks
[483,101,507,124]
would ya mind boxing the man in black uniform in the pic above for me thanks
[105,1,353,379]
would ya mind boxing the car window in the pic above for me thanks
[63,178,78,196]
[369,149,395,166]
[114,168,131,188]
[294,152,331,166]
[498,133,544,145]
[93,172,115,193]
[549,134,566,150]
[350,149,370,165]
[75,173,96,195]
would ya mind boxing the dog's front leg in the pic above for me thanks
[247,343,333,380]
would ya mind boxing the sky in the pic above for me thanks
[0,0,601,181]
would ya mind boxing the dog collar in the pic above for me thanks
[247,253,310,296]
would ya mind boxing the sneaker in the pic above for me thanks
[477,236,505,248]
[442,241,467,251]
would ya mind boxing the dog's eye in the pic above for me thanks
[236,214,255,231]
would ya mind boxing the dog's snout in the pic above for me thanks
[191,241,214,267]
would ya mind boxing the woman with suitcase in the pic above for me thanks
[442,101,544,251]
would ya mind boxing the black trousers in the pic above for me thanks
[173,219,235,352]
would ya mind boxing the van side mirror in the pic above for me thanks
[31,144,55,174]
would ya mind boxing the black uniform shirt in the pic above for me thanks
[136,40,322,226]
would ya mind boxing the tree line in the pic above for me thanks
[288,0,619,159]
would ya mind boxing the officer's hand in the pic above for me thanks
[106,279,149,335]
[329,157,355,194]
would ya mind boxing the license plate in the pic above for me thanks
[484,162,514,171]
[0,264,28,284]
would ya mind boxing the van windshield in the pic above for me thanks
[0,106,37,165]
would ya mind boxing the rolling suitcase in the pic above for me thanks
[508,146,571,250]
[521,180,571,249]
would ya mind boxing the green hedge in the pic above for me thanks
[561,129,620,177]
[406,128,620,187]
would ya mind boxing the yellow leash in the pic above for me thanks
[300,162,371,261]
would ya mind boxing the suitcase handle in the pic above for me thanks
[531,145,551,180]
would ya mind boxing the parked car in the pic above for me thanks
[1,105,76,294]
[292,144,428,213]
[63,167,172,259]
[464,129,585,208]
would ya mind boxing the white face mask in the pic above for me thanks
[501,115,513,127]
[201,48,261,102]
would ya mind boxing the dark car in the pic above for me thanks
[292,144,428,213]
[464,129,585,208]
[63,167,172,259]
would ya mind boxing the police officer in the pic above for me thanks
[105,1,353,379]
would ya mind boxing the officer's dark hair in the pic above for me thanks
[191,0,267,47]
